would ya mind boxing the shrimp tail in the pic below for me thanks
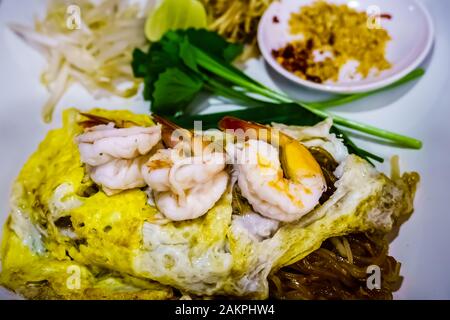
[152,114,192,149]
[218,116,266,132]
[78,112,139,129]
[219,116,287,146]
[219,116,323,183]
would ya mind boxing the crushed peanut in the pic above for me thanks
[272,1,392,84]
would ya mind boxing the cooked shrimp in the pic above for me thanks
[220,117,326,222]
[152,171,229,221]
[77,123,162,166]
[142,146,228,221]
[143,149,226,193]
[89,156,148,195]
[142,116,229,221]
[76,115,162,195]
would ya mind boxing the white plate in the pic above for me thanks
[1,0,450,299]
[258,0,434,93]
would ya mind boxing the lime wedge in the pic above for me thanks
[145,0,208,42]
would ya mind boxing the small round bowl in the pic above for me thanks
[257,0,434,93]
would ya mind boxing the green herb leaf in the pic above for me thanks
[152,68,203,115]
[183,28,243,62]
[179,37,199,72]
[223,44,245,62]
[131,49,149,77]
